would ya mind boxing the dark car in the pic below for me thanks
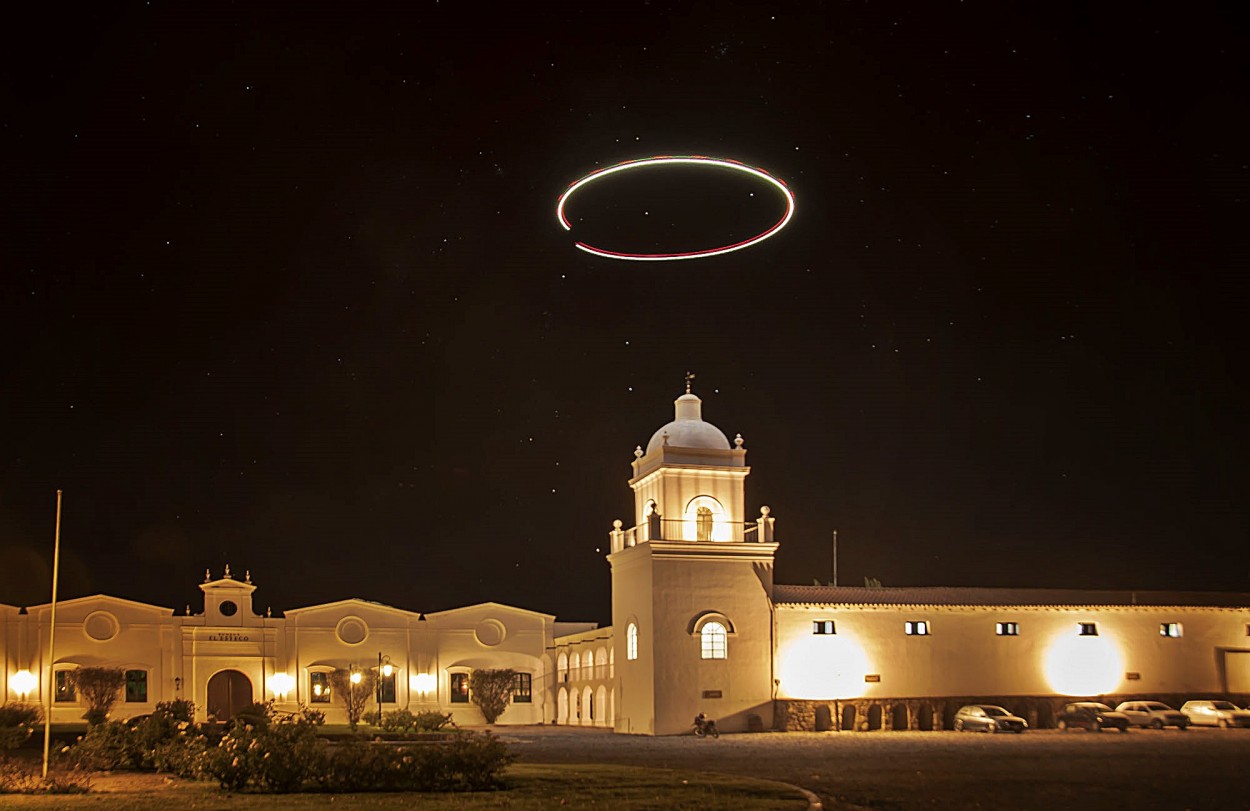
[1057,702,1130,732]
[954,704,1028,733]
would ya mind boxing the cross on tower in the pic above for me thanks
[685,371,696,394]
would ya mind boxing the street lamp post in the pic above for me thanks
[376,653,393,723]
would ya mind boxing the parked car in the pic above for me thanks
[1114,701,1189,729]
[1180,700,1250,728]
[954,705,1028,733]
[1057,702,1130,732]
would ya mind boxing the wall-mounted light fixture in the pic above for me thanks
[174,676,183,692]
[270,672,295,698]
[12,669,37,698]
[411,672,436,697]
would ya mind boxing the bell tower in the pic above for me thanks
[608,378,778,735]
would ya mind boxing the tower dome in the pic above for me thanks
[645,391,730,454]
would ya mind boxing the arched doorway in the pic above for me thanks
[891,703,910,731]
[815,704,834,731]
[557,687,568,724]
[841,703,858,732]
[206,669,252,722]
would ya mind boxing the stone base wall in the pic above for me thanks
[774,692,1250,732]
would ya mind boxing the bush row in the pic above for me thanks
[62,700,512,794]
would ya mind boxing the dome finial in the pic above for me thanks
[684,370,696,394]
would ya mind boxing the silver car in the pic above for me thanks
[1180,700,1250,728]
[1115,701,1189,729]
[953,704,1028,733]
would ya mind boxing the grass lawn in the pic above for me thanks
[0,763,809,809]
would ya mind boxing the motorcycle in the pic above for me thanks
[692,717,720,738]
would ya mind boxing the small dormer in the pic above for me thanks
[199,565,258,626]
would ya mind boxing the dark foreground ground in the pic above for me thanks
[499,725,1250,810]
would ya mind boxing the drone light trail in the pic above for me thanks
[556,156,796,261]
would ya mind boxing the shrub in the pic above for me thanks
[203,705,327,792]
[0,759,91,794]
[329,669,376,731]
[469,669,517,724]
[69,668,125,726]
[0,704,42,750]
[375,708,455,735]
[319,731,513,792]
[65,721,141,771]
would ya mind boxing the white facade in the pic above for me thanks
[4,385,1249,733]
[2,569,559,725]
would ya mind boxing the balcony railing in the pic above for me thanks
[609,509,775,553]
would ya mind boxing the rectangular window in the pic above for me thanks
[124,670,148,703]
[1078,622,1098,636]
[905,621,929,636]
[812,620,836,635]
[450,672,470,703]
[1160,622,1182,638]
[996,622,1019,636]
[309,672,331,703]
[513,672,532,703]
[55,670,76,703]
[378,672,397,703]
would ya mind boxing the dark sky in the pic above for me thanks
[2,2,1247,624]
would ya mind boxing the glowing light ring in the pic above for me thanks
[556,156,796,261]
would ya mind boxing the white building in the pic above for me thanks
[4,385,1249,732]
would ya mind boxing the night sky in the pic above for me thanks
[2,3,1247,624]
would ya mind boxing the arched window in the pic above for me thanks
[626,622,638,660]
[557,652,568,683]
[696,506,713,541]
[700,621,728,659]
[683,495,728,541]
[570,652,580,679]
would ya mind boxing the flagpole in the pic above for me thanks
[42,490,62,780]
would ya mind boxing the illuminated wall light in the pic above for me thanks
[555,156,797,261]
[269,672,295,698]
[777,634,872,700]
[349,671,362,685]
[381,663,394,678]
[1043,629,1125,695]
[410,672,436,695]
[11,669,37,698]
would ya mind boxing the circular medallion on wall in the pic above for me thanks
[336,616,369,645]
[83,611,119,642]
[219,600,238,617]
[474,618,507,647]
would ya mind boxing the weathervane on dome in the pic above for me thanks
[685,371,696,394]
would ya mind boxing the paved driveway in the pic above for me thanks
[498,725,1250,810]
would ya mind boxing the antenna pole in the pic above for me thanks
[832,529,838,588]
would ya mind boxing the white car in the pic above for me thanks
[1180,700,1250,728]
[1114,701,1189,729]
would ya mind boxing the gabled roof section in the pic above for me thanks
[424,601,556,621]
[283,597,420,619]
[24,593,176,615]
[772,585,1250,609]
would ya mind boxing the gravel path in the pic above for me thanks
[497,725,1250,810]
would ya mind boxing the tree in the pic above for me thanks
[70,667,126,726]
[469,669,517,724]
[329,668,376,731]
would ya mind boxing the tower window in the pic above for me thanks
[1160,623,1182,638]
[813,620,836,635]
[996,622,1019,636]
[626,623,638,661]
[700,621,727,659]
[905,621,929,636]
[1078,622,1098,636]
[219,600,238,617]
